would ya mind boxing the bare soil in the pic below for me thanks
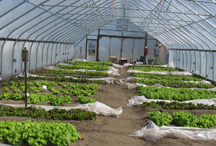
[0,67,216,146]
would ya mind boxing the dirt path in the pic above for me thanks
[71,67,216,146]
[1,66,216,146]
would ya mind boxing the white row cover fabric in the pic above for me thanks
[130,121,216,141]
[127,95,216,107]
[0,101,123,117]
[127,69,193,76]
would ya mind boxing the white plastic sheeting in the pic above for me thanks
[124,76,211,84]
[169,50,216,81]
[72,58,87,62]
[130,121,216,141]
[153,61,175,68]
[127,69,192,76]
[0,101,122,117]
[127,95,216,107]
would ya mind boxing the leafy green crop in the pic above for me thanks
[143,101,216,110]
[135,78,213,88]
[0,106,97,121]
[77,95,96,104]
[0,120,80,146]
[172,111,199,127]
[147,111,173,126]
[137,86,216,101]
[2,81,7,86]
[28,94,54,104]
[130,66,178,72]
[3,87,9,92]
[50,95,71,106]
[147,111,216,128]
[57,63,110,71]
[132,73,202,81]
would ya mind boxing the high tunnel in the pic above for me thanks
[0,0,216,81]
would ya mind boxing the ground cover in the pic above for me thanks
[147,111,216,128]
[0,120,80,146]
[137,86,216,101]
[131,73,202,81]
[143,101,216,110]
[130,66,179,72]
[135,78,213,88]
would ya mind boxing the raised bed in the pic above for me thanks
[0,81,101,105]
[36,69,108,78]
[135,78,213,88]
[57,63,110,71]
[143,101,216,110]
[131,73,202,81]
[137,86,216,101]
[147,110,216,128]
[0,106,97,121]
[130,66,179,72]
[0,120,80,146]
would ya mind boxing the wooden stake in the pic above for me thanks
[53,111,55,119]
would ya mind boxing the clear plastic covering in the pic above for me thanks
[0,0,215,80]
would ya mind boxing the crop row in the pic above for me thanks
[0,120,80,146]
[143,101,216,110]
[2,81,100,94]
[0,106,97,121]
[135,78,213,88]
[1,82,100,105]
[37,69,108,78]
[57,64,110,71]
[130,66,179,72]
[147,111,216,128]
[131,73,202,81]
[137,86,216,101]
[68,60,112,66]
[16,76,106,84]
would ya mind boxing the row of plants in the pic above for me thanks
[0,93,72,105]
[143,101,216,110]
[1,82,100,105]
[67,60,112,66]
[0,106,97,121]
[130,66,179,72]
[147,111,216,128]
[37,69,108,78]
[2,81,101,93]
[137,86,216,101]
[131,73,202,81]
[16,76,106,84]
[135,78,213,88]
[0,120,80,146]
[57,64,110,71]
[2,80,52,93]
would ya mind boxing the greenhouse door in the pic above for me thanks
[86,39,97,61]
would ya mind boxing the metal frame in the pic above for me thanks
[0,0,216,80]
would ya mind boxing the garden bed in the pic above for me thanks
[0,80,102,106]
[36,69,108,78]
[129,66,180,72]
[1,65,216,146]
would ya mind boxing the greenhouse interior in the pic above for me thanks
[0,0,216,146]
